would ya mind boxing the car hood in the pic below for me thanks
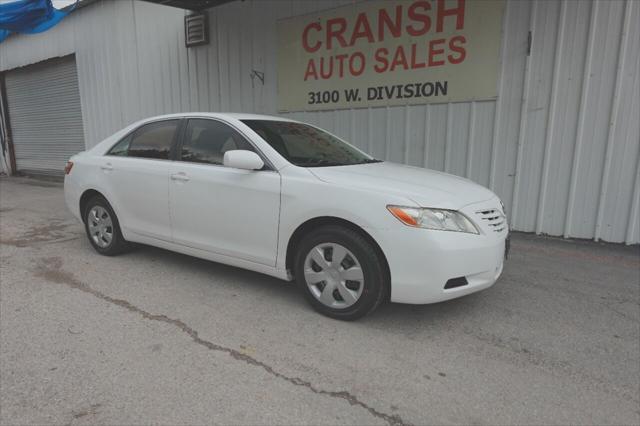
[308,162,497,209]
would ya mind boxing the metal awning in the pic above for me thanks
[141,0,235,11]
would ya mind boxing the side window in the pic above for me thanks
[128,120,179,160]
[107,134,132,156]
[181,119,255,165]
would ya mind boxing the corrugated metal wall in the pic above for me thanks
[0,0,638,243]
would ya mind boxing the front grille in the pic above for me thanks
[476,209,506,233]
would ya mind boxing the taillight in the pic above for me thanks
[64,161,74,175]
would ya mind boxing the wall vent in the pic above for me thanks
[184,13,208,47]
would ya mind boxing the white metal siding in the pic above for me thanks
[0,0,637,243]
[4,56,85,175]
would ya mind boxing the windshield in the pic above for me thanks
[241,120,380,167]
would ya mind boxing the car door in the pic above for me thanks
[168,118,281,266]
[101,119,180,241]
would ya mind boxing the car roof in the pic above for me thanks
[85,112,300,168]
[137,112,297,122]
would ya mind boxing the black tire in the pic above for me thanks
[294,225,388,320]
[83,195,130,256]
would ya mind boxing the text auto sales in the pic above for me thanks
[301,0,465,105]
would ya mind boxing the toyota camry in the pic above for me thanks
[64,113,508,320]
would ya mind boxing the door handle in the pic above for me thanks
[100,163,113,171]
[170,172,190,182]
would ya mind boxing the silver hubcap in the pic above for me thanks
[304,243,364,309]
[87,206,113,248]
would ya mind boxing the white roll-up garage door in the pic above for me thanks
[4,56,85,175]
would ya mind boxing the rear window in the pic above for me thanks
[110,120,178,160]
[107,134,131,156]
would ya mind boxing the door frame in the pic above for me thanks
[0,72,16,175]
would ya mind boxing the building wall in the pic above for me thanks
[0,0,638,243]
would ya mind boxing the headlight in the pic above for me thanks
[387,205,480,234]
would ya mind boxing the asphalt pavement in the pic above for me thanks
[1,176,638,425]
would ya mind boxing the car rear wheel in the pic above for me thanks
[83,196,129,256]
[294,225,387,320]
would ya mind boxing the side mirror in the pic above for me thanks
[223,150,264,171]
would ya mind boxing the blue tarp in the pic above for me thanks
[0,0,75,43]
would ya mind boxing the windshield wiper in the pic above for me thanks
[298,158,381,167]
[303,159,342,167]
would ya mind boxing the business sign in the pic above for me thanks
[277,0,504,112]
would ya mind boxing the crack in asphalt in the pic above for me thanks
[66,403,102,426]
[34,256,408,426]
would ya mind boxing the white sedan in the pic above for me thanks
[64,113,508,320]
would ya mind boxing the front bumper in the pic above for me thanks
[372,198,508,304]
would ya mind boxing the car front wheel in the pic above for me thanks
[294,225,388,320]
